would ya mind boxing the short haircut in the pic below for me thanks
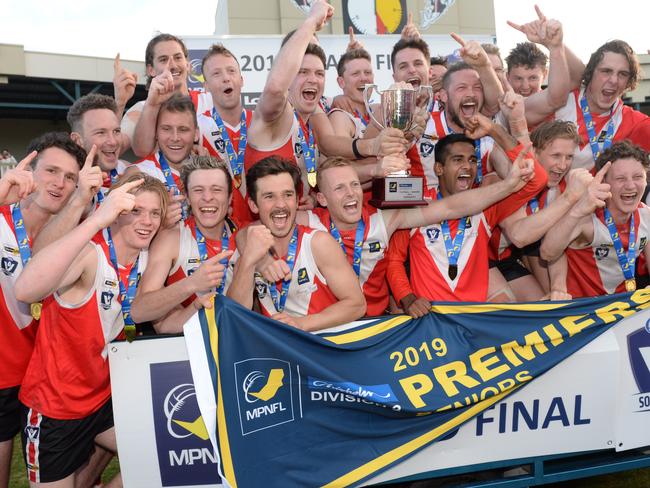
[430,55,448,68]
[201,43,240,75]
[316,156,352,188]
[305,42,327,70]
[582,40,640,91]
[26,132,87,170]
[145,33,189,89]
[391,38,431,70]
[67,94,118,133]
[109,172,169,224]
[246,157,302,204]
[337,48,371,77]
[530,120,581,151]
[181,154,233,197]
[505,42,548,73]
[441,61,477,90]
[158,94,197,128]
[595,140,649,172]
[481,43,501,57]
[434,134,476,165]
[281,29,320,47]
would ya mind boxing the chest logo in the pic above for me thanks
[595,246,610,260]
[420,141,435,158]
[214,138,226,153]
[294,142,303,157]
[369,241,381,253]
[1,256,18,276]
[297,267,310,285]
[426,227,440,242]
[100,290,114,310]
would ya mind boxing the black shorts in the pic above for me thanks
[494,254,531,282]
[0,386,21,442]
[20,399,114,483]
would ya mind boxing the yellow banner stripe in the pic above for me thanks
[323,315,412,344]
[207,307,238,488]
[322,386,521,488]
[431,302,571,314]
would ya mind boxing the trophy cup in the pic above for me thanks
[363,83,432,208]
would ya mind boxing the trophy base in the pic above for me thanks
[369,176,428,209]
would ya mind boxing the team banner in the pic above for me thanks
[185,291,650,487]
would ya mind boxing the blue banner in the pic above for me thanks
[190,290,650,487]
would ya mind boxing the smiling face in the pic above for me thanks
[439,68,484,129]
[393,47,430,90]
[316,165,363,229]
[186,168,232,231]
[586,51,631,114]
[605,157,647,217]
[337,57,374,105]
[507,65,546,97]
[75,108,121,171]
[434,142,477,196]
[156,109,197,165]
[147,40,189,92]
[203,53,244,111]
[288,54,326,116]
[30,147,80,214]
[249,173,298,239]
[114,190,163,250]
[535,137,577,188]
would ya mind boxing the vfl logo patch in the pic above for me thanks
[641,237,648,251]
[255,280,268,299]
[100,291,114,310]
[294,142,303,157]
[1,256,18,276]
[234,358,294,435]
[420,141,435,158]
[297,267,309,285]
[628,327,650,394]
[595,246,609,260]
[389,182,398,193]
[426,227,440,242]
[214,138,226,152]
[369,241,381,253]
[25,425,39,441]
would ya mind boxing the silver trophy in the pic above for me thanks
[363,83,432,208]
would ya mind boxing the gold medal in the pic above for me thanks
[124,324,137,343]
[308,171,317,188]
[233,174,242,189]
[625,278,636,292]
[30,302,42,321]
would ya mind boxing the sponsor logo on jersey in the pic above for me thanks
[297,267,310,285]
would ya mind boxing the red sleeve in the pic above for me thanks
[486,152,548,228]
[628,115,650,153]
[385,229,414,304]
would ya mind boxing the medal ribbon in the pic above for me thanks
[294,111,317,186]
[211,108,247,180]
[267,226,299,313]
[528,191,548,214]
[105,227,139,341]
[579,94,615,161]
[96,169,119,205]
[11,204,32,266]
[436,191,469,279]
[354,109,369,128]
[192,219,234,295]
[158,151,187,220]
[603,208,636,282]
[329,217,366,277]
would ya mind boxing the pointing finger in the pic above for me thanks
[114,53,122,72]
[348,26,354,42]
[408,12,413,25]
[450,32,466,46]
[119,178,145,193]
[83,145,97,170]
[16,151,37,171]
[594,161,611,183]
[506,20,525,32]
[534,4,546,21]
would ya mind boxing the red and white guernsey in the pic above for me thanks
[198,108,254,227]
[407,110,494,189]
[328,108,367,138]
[245,113,319,193]
[166,216,237,306]
[307,205,390,316]
[19,230,148,419]
[255,225,337,317]
[566,206,650,298]
[0,205,37,389]
[134,152,183,191]
[554,88,649,170]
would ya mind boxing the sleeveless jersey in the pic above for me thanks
[307,205,390,316]
[255,225,337,317]
[566,206,650,298]
[328,108,367,138]
[0,205,37,388]
[167,216,237,306]
[554,88,648,170]
[407,110,494,189]
[19,230,148,419]
[197,108,254,227]
[134,152,183,191]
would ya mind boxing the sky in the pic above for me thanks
[1,0,648,63]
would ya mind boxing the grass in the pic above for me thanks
[8,435,650,487]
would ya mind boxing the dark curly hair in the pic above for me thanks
[505,42,548,73]
[582,40,640,91]
[26,132,87,170]
[595,140,649,172]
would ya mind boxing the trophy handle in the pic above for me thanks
[416,85,434,112]
[363,84,384,129]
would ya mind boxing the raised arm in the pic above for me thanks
[0,151,37,206]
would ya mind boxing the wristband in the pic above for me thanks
[352,138,364,159]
